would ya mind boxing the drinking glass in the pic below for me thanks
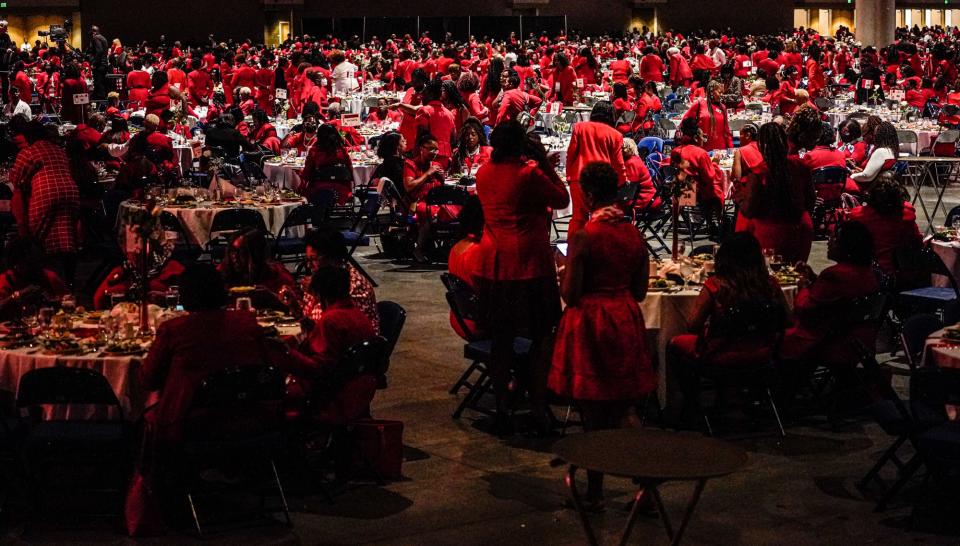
[165,286,180,309]
[771,255,784,272]
[38,307,55,328]
[762,248,775,267]
[61,294,77,314]
[236,297,254,312]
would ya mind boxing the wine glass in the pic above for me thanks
[762,248,775,269]
[38,307,55,328]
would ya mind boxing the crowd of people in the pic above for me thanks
[0,17,954,531]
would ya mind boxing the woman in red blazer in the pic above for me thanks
[565,101,627,237]
[475,121,569,435]
[545,52,578,106]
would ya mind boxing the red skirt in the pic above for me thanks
[548,292,657,401]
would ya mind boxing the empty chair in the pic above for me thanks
[375,301,407,389]
[274,203,322,264]
[896,130,919,156]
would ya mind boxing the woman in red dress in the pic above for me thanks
[126,58,152,108]
[549,161,655,510]
[666,233,788,427]
[476,121,569,434]
[681,80,733,151]
[565,101,627,237]
[403,133,447,263]
[736,122,815,264]
[447,196,487,340]
[299,124,354,205]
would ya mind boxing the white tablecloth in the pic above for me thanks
[121,200,304,246]
[931,239,960,288]
[262,160,377,191]
[0,347,147,419]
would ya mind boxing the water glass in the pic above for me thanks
[165,286,180,309]
[38,307,55,328]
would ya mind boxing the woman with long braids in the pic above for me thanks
[480,56,505,114]
[737,122,815,263]
[681,80,733,151]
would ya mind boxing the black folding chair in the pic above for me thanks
[16,367,127,519]
[693,300,788,437]
[177,365,290,536]
[424,185,470,261]
[375,301,407,389]
[811,166,849,237]
[206,208,270,263]
[274,203,322,265]
[441,273,531,419]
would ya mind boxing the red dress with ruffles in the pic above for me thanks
[548,217,656,401]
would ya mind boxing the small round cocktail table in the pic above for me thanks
[554,428,748,546]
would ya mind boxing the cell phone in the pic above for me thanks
[556,242,568,256]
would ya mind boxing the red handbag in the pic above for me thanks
[352,419,404,481]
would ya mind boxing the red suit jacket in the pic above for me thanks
[565,121,627,236]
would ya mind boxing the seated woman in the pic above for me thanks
[449,118,492,175]
[282,266,378,426]
[670,117,726,227]
[280,226,379,333]
[217,229,295,308]
[781,221,880,365]
[93,234,185,310]
[251,108,282,155]
[666,232,788,427]
[801,122,858,197]
[837,118,867,165]
[850,121,899,192]
[621,137,656,210]
[370,131,406,191]
[366,97,403,124]
[0,237,69,320]
[846,172,923,285]
[548,161,656,511]
[280,113,318,155]
[403,132,449,263]
[299,123,354,205]
[447,195,487,340]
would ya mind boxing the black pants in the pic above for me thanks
[479,275,561,416]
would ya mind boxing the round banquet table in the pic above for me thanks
[930,239,960,288]
[262,160,379,191]
[640,284,797,404]
[554,428,748,546]
[119,199,304,246]
[0,343,148,419]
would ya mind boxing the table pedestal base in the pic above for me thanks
[566,465,707,546]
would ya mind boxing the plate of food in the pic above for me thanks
[648,278,677,291]
[40,334,83,355]
[103,339,147,355]
[229,285,257,294]
[943,325,960,341]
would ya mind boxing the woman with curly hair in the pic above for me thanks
[846,171,922,280]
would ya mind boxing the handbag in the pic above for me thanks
[352,418,404,480]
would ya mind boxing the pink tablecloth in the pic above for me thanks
[930,240,960,288]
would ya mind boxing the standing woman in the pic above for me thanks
[681,80,733,151]
[480,57,505,114]
[476,121,570,434]
[565,101,627,237]
[737,122,815,264]
[548,161,655,510]
[442,80,471,134]
[574,46,599,87]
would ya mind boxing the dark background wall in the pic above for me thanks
[81,0,265,45]
[77,0,792,45]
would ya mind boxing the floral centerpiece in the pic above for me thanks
[125,197,164,335]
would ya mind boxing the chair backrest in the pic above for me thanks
[339,336,391,379]
[745,103,764,114]
[900,313,943,370]
[637,137,664,155]
[658,118,676,133]
[813,97,833,111]
[707,300,787,342]
[209,208,269,235]
[898,245,960,296]
[897,130,918,145]
[617,182,640,205]
[425,185,469,206]
[278,203,321,235]
[17,367,122,416]
[811,166,849,186]
[376,300,406,361]
[937,129,960,145]
[443,274,481,340]
[310,163,353,182]
[184,365,285,441]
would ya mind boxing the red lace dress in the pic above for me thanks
[548,216,656,401]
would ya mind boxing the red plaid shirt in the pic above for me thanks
[9,140,80,254]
